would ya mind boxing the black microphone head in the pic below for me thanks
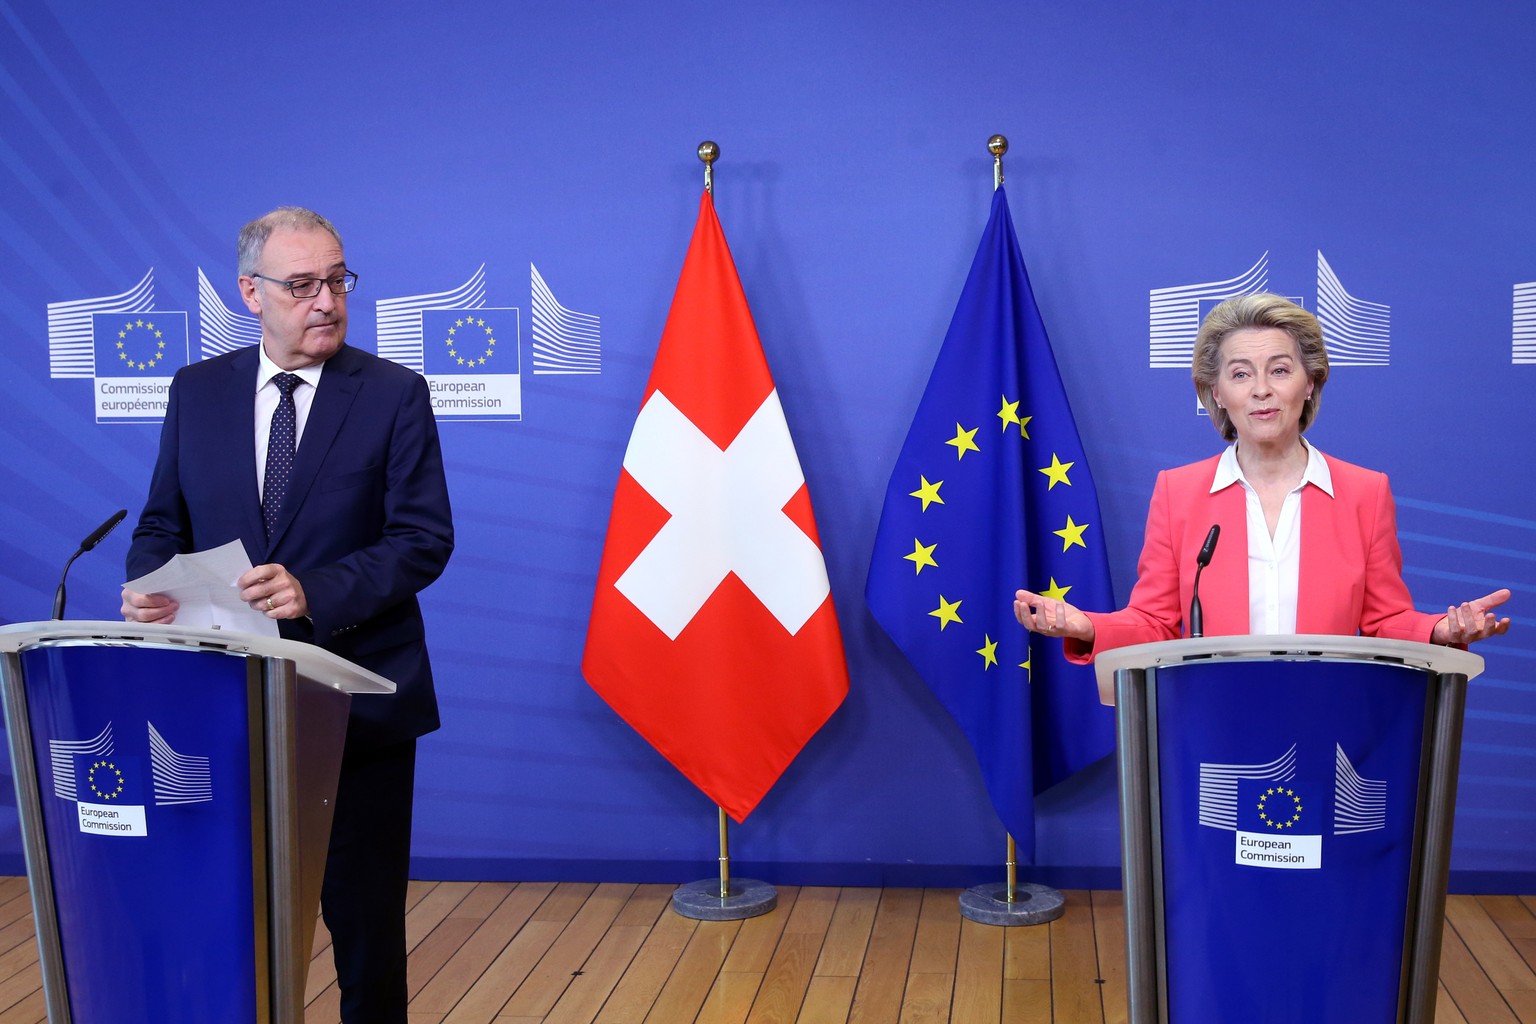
[1197,524,1221,567]
[80,509,128,552]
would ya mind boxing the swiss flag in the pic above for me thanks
[582,190,849,822]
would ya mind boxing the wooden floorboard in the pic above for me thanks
[847,888,921,1024]
[0,879,1530,1022]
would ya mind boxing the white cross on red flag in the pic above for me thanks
[582,190,849,822]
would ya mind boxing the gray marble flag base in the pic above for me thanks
[959,881,1065,926]
[671,878,778,920]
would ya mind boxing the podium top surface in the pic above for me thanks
[0,620,395,694]
[1092,634,1484,706]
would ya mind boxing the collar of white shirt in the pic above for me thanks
[255,344,325,393]
[1210,441,1335,497]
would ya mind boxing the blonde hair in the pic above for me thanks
[1192,292,1329,441]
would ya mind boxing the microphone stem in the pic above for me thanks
[1189,562,1206,639]
[52,550,83,620]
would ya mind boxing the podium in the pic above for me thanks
[0,620,395,1024]
[1095,636,1483,1024]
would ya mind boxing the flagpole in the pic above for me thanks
[718,805,730,898]
[955,133,1068,930]
[666,139,783,925]
[961,832,1063,926]
[1006,832,1017,901]
[674,801,775,919]
[698,139,718,195]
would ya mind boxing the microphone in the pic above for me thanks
[52,509,128,620]
[1188,524,1220,639]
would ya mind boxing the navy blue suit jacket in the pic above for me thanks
[127,343,454,746]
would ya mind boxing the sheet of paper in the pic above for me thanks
[124,540,279,638]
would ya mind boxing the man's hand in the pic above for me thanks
[238,563,310,620]
[121,588,178,624]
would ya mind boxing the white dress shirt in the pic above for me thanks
[1210,441,1334,635]
[254,345,324,502]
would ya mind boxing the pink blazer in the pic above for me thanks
[1066,452,1443,664]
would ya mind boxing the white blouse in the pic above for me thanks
[1209,442,1334,634]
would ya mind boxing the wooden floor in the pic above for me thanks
[0,877,1532,1022]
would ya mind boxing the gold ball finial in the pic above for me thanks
[988,134,1008,157]
[698,141,720,165]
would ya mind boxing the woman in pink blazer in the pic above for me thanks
[1014,293,1510,660]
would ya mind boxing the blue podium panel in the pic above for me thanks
[22,644,263,1023]
[1154,659,1430,1024]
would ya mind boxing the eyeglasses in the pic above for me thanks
[249,271,359,299]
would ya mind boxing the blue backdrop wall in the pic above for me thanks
[1,0,1531,891]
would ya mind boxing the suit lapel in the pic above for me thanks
[222,347,267,551]
[265,346,362,555]
[1202,481,1251,636]
[1296,482,1340,634]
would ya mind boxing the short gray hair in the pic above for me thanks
[1192,292,1330,441]
[236,207,343,277]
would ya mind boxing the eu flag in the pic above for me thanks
[421,308,520,375]
[92,312,188,377]
[73,752,147,807]
[866,187,1115,856]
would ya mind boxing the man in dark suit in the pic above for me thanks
[122,206,454,1023]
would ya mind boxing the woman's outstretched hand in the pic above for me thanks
[1014,589,1095,644]
[1432,588,1513,646]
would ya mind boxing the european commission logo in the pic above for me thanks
[422,307,520,414]
[1514,281,1536,364]
[48,721,213,838]
[375,263,602,422]
[49,261,601,425]
[47,269,191,424]
[376,265,520,420]
[197,267,261,357]
[1150,252,1392,380]
[1197,742,1387,870]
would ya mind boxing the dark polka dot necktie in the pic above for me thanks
[262,373,302,538]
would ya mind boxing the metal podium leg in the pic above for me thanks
[1404,672,1468,1024]
[0,652,71,1024]
[1116,667,1160,1023]
[264,656,302,1024]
